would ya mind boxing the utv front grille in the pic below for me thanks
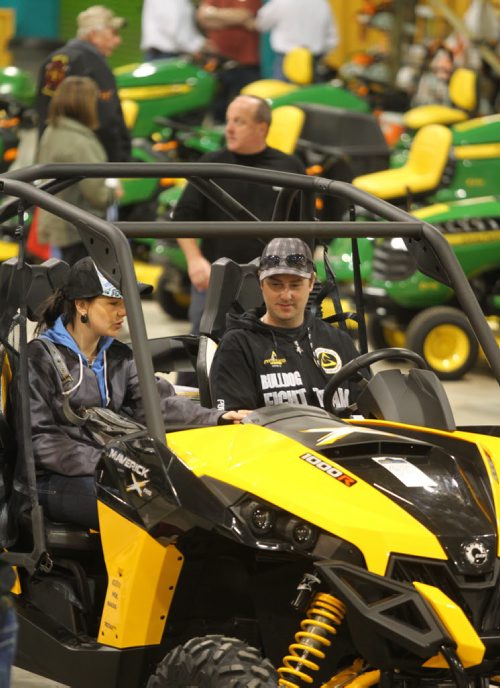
[372,240,417,281]
[388,555,500,632]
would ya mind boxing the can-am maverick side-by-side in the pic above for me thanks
[0,163,500,687]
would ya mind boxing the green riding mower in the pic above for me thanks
[147,102,391,319]
[1,161,500,687]
[360,195,500,381]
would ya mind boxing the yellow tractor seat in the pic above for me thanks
[241,47,314,99]
[241,79,298,99]
[353,124,452,200]
[266,105,305,154]
[404,68,479,130]
[282,47,314,85]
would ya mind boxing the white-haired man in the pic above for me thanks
[35,5,130,162]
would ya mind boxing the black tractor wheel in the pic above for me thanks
[146,635,278,687]
[155,269,191,320]
[405,306,478,381]
[367,313,405,350]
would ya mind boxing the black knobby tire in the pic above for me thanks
[367,313,392,349]
[147,634,279,687]
[155,270,191,320]
[405,306,478,381]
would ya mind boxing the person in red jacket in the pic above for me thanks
[197,0,262,122]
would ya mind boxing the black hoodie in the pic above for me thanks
[210,309,361,412]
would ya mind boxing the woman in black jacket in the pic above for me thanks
[28,257,246,529]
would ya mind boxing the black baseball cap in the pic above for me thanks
[62,257,153,300]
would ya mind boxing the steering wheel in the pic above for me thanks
[323,347,428,414]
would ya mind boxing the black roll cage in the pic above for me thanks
[1,162,499,447]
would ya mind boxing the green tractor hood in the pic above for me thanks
[114,58,217,138]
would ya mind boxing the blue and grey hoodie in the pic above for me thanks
[40,316,114,407]
[27,320,223,476]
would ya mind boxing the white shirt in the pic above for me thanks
[255,0,338,56]
[140,0,205,54]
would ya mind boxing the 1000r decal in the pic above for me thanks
[300,453,357,486]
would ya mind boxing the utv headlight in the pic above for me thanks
[235,496,318,552]
[291,520,318,550]
[242,500,276,535]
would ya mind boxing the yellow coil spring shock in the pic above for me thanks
[278,592,346,686]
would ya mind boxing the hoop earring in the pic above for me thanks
[80,313,89,324]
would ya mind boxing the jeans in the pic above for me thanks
[37,474,98,530]
[0,601,17,688]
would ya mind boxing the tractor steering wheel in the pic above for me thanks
[323,347,428,414]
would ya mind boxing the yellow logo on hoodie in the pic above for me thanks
[263,350,287,367]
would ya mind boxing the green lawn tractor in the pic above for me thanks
[148,102,391,318]
[362,196,500,380]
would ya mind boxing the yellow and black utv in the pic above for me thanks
[0,162,500,688]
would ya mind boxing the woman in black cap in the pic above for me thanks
[28,257,247,529]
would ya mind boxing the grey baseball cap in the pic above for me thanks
[259,237,315,281]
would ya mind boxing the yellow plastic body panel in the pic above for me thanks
[353,124,452,200]
[267,106,305,154]
[404,105,467,131]
[166,424,446,575]
[240,79,298,99]
[97,501,183,649]
[415,582,485,668]
[350,420,500,557]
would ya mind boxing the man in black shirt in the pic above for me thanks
[174,94,305,337]
[35,5,131,163]
[210,237,361,413]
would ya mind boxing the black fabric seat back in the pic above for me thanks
[197,258,263,407]
[0,258,96,553]
[26,258,70,321]
[199,257,262,342]
[297,103,390,178]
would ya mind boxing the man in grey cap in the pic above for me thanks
[210,237,362,414]
[35,5,131,162]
